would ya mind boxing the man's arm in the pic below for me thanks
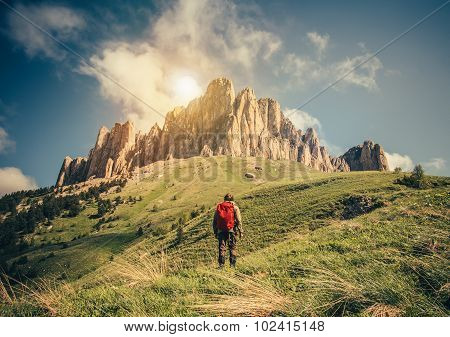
[233,204,243,236]
[212,210,218,236]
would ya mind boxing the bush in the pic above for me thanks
[67,203,81,218]
[97,199,113,217]
[395,164,428,189]
[190,209,200,219]
[412,164,425,180]
[137,227,144,237]
[394,167,402,173]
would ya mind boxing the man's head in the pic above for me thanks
[224,193,234,201]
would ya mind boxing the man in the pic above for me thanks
[212,193,243,268]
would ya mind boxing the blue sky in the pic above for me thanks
[0,0,449,193]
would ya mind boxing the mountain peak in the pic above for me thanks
[205,77,235,101]
[341,140,389,171]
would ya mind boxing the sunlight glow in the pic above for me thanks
[174,76,202,105]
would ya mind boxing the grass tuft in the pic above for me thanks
[0,276,16,305]
[192,271,292,316]
[301,266,369,316]
[1,275,73,316]
[110,250,177,287]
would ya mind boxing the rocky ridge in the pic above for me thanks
[56,78,389,186]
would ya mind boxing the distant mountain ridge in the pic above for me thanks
[56,77,389,186]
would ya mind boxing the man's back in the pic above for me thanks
[213,200,242,235]
[212,194,243,267]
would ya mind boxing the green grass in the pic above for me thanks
[0,156,448,317]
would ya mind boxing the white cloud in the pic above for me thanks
[280,54,322,86]
[423,158,446,171]
[334,53,383,91]
[0,167,38,196]
[284,108,321,132]
[0,127,15,154]
[81,43,171,128]
[281,51,383,92]
[385,152,414,171]
[307,32,329,58]
[82,0,281,131]
[8,4,85,60]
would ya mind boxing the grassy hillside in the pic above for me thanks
[0,156,449,317]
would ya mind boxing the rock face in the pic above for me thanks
[340,140,389,171]
[56,78,389,186]
[56,156,88,186]
[85,121,136,180]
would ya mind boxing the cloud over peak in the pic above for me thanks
[284,108,321,132]
[385,152,414,171]
[81,0,282,131]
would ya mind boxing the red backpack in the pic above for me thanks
[216,201,235,231]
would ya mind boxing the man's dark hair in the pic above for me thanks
[224,193,234,201]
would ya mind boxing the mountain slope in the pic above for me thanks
[1,157,448,317]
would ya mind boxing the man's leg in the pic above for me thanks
[229,232,237,267]
[218,232,227,267]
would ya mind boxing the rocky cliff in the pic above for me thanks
[56,77,388,186]
[341,140,389,171]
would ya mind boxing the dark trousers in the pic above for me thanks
[218,231,237,267]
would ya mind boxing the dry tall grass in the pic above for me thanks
[109,250,178,287]
[192,271,291,316]
[0,274,73,316]
[22,278,73,316]
[0,276,16,304]
[301,266,369,316]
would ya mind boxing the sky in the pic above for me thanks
[0,0,449,194]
